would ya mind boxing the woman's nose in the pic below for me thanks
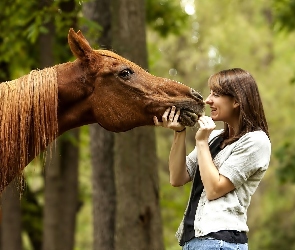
[205,95,212,104]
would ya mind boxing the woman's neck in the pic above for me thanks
[228,126,236,137]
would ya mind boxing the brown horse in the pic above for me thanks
[0,28,204,193]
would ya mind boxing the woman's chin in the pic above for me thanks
[211,115,219,121]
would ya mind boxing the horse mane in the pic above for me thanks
[0,67,58,188]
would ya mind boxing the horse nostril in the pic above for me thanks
[191,89,203,100]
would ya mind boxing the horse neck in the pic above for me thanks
[56,60,95,135]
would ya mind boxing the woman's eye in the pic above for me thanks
[118,68,134,79]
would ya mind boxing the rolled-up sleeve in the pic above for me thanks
[186,148,198,180]
[219,131,271,189]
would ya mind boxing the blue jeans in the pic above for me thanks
[182,237,248,250]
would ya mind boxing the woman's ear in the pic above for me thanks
[233,100,240,108]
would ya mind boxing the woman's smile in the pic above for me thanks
[209,107,217,114]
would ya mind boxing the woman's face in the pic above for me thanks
[205,89,239,126]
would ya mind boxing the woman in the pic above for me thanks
[154,68,271,250]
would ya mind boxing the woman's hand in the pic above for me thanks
[195,116,216,143]
[153,106,185,132]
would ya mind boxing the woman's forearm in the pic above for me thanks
[168,130,190,186]
[197,141,235,200]
[196,141,220,199]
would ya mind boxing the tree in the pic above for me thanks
[1,179,23,250]
[41,0,80,249]
[112,1,164,249]
[82,1,116,250]
[0,30,22,249]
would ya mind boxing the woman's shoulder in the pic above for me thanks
[237,130,271,152]
[241,130,270,143]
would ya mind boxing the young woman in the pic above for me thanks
[154,68,271,250]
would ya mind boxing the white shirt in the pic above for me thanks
[176,129,271,242]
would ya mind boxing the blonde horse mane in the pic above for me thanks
[0,67,58,187]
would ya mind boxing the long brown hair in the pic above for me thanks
[208,68,269,145]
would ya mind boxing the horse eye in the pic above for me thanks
[118,69,134,80]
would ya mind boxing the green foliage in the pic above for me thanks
[276,141,295,183]
[272,0,295,32]
[0,0,83,79]
[251,205,295,249]
[146,0,190,37]
[272,0,295,182]
[0,0,38,76]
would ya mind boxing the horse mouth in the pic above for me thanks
[178,108,204,127]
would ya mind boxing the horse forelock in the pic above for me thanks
[0,67,58,189]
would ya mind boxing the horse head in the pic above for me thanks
[57,28,205,133]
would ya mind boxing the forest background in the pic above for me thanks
[1,0,295,250]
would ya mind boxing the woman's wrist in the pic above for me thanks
[175,127,186,133]
[195,140,208,148]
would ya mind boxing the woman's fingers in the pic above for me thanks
[195,116,216,141]
[153,116,161,126]
[168,106,182,126]
[198,116,216,130]
[154,106,184,131]
[162,107,171,124]
[168,106,176,121]
[174,109,181,122]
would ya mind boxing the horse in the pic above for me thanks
[0,28,205,193]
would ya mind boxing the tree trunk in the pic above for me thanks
[90,126,116,250]
[59,129,80,250]
[21,185,43,250]
[42,131,80,250]
[40,3,61,249]
[54,3,79,249]
[43,130,80,250]
[41,1,79,249]
[112,1,164,249]
[1,179,23,250]
[42,141,62,250]
[82,1,116,250]
[0,60,20,250]
[40,1,79,250]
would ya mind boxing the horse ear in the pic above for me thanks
[68,28,92,61]
[76,30,90,46]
